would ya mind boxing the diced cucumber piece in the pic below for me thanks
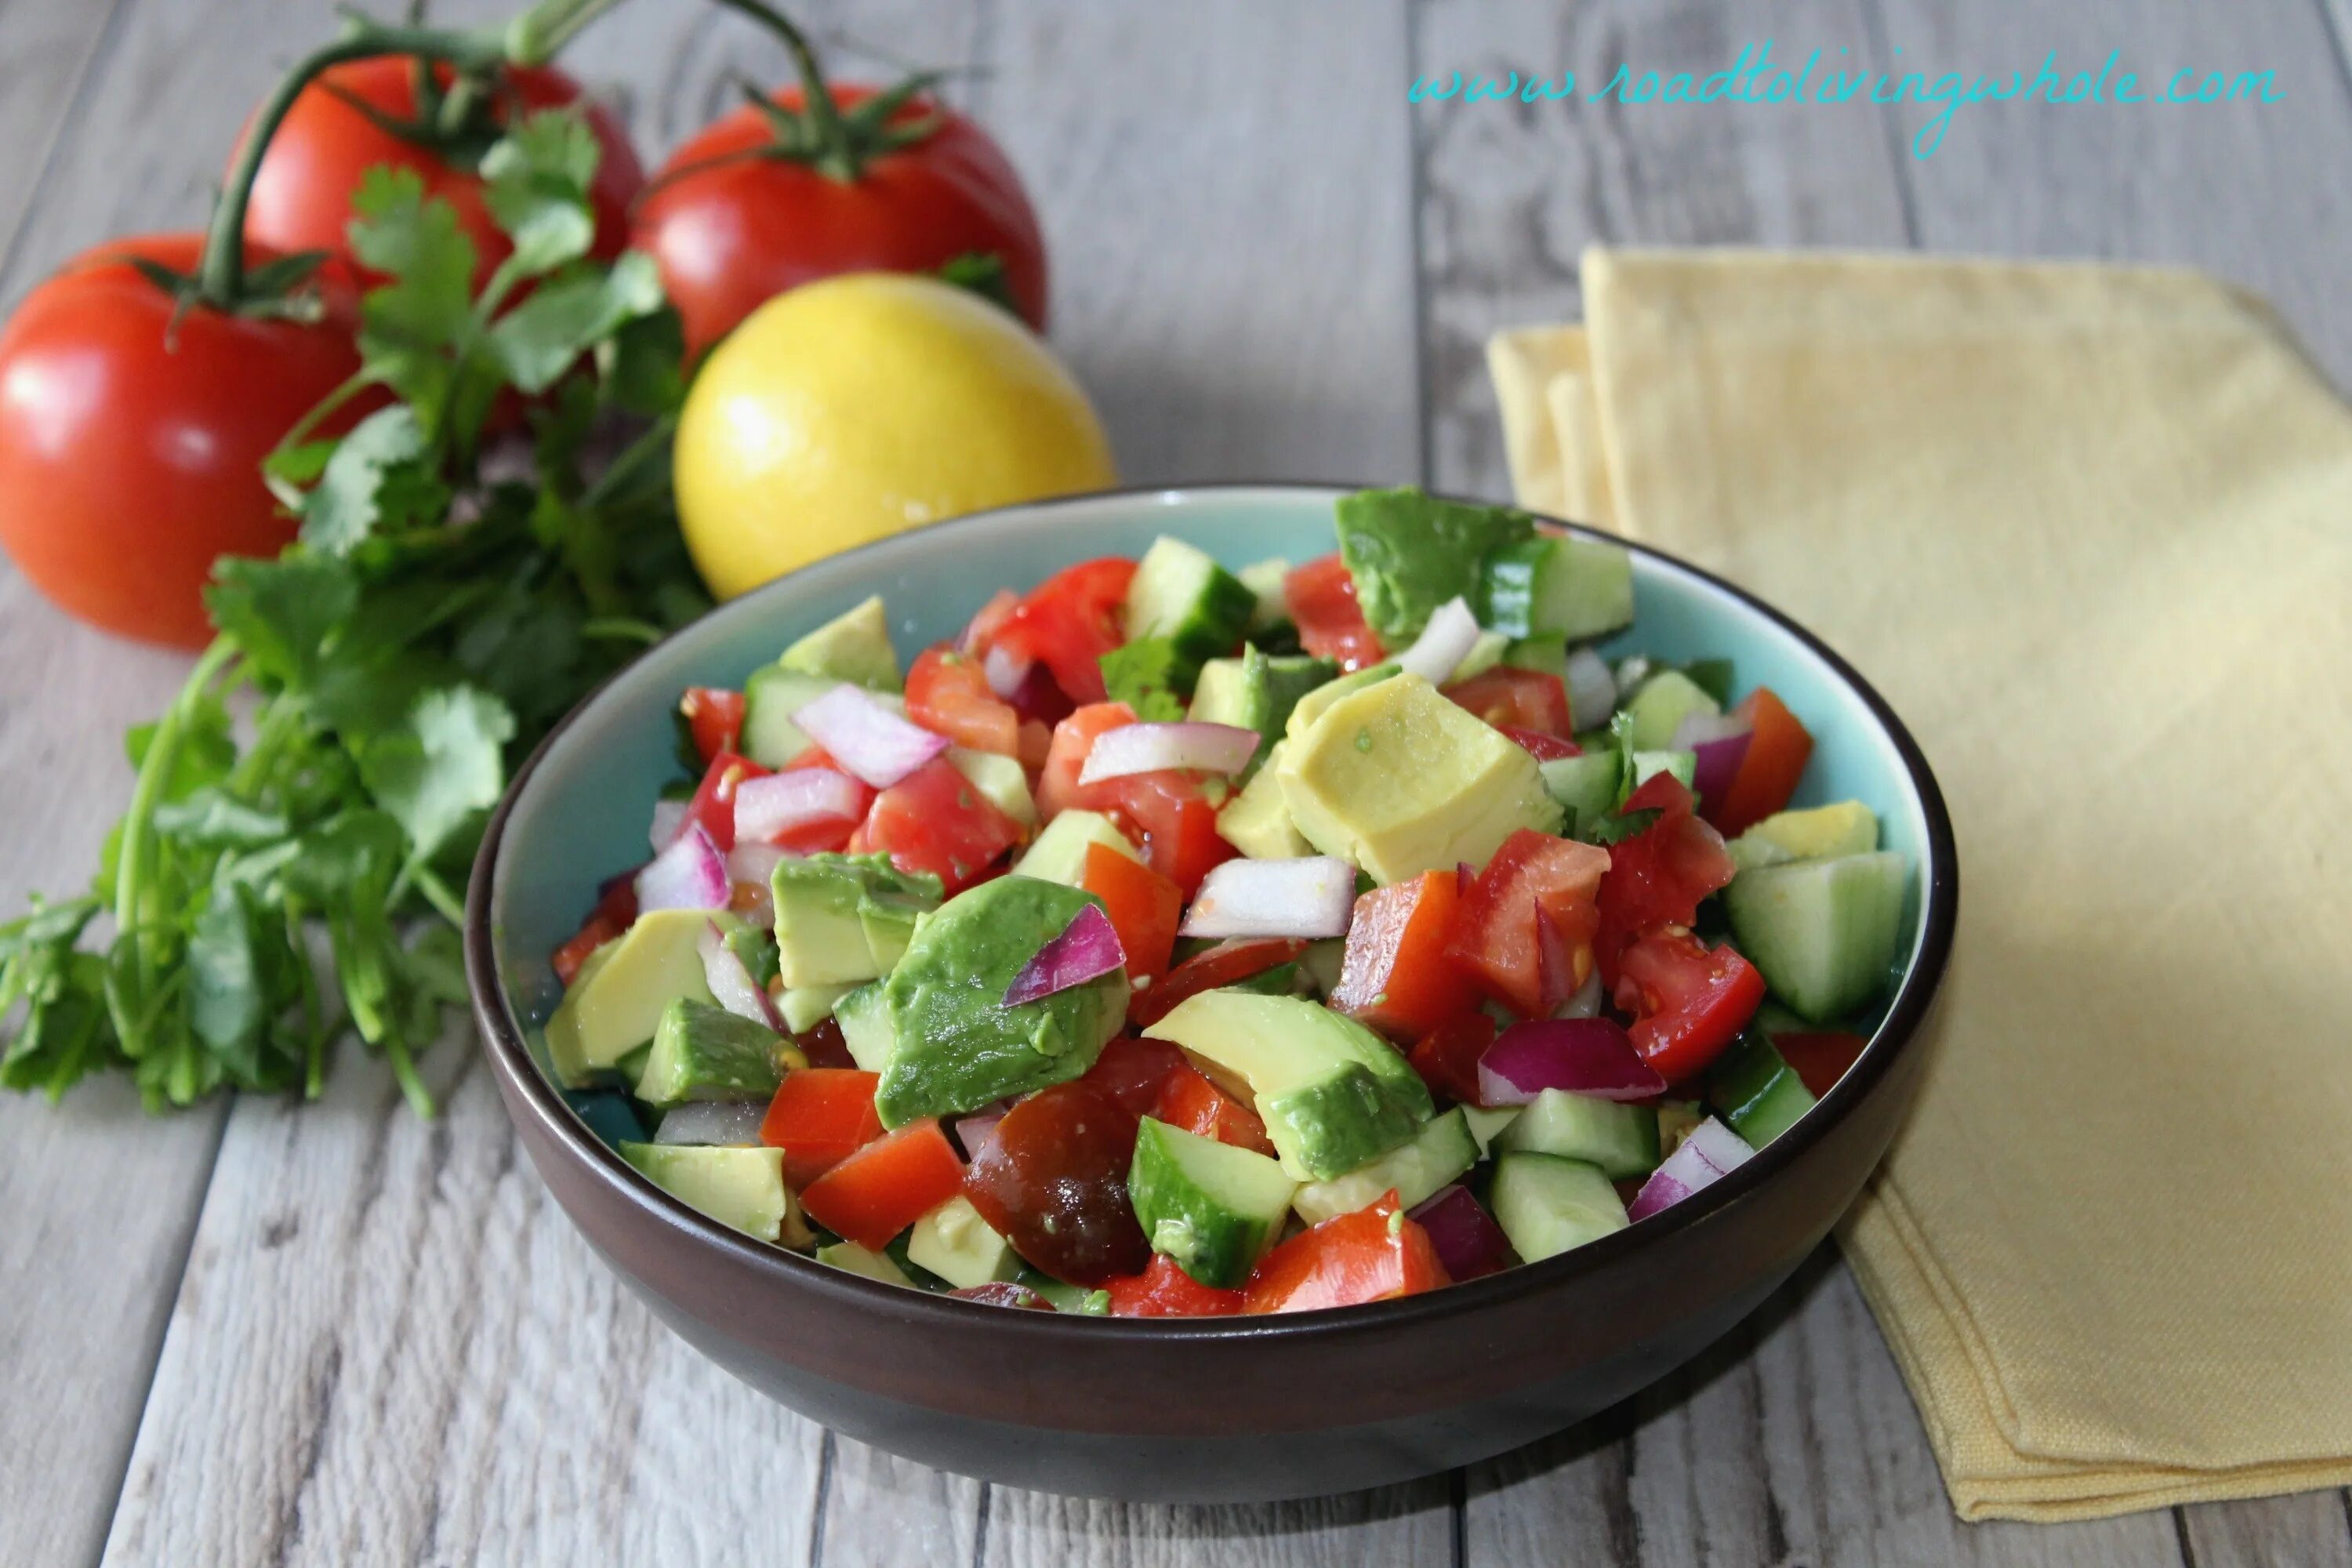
[1020,1270,1112,1314]
[1291,1106,1479,1224]
[1540,753,1621,833]
[634,997,787,1110]
[741,666,909,767]
[1494,1088,1661,1179]
[545,909,726,1087]
[1623,669,1719,750]
[1490,1151,1629,1262]
[1450,630,1512,682]
[1477,535,1636,641]
[1723,851,1908,1024]
[1012,808,1141,885]
[1461,1103,1522,1158]
[1129,1116,1298,1287]
[1728,800,1879,872]
[1299,938,1346,997]
[1501,637,1570,677]
[1124,536,1257,679]
[1237,558,1293,632]
[833,982,894,1072]
[906,1194,1021,1289]
[1708,1029,1817,1147]
[779,982,856,1035]
[818,1240,913,1285]
[1631,750,1697,790]
[779,594,902,691]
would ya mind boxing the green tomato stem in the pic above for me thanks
[710,0,859,180]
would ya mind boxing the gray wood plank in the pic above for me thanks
[984,1485,1457,1568]
[0,0,123,270]
[2177,1490,2352,1568]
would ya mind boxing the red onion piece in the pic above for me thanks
[648,797,688,851]
[1476,1017,1667,1107]
[791,683,949,788]
[699,919,784,1031]
[725,840,786,888]
[1004,660,1073,725]
[953,1103,1011,1161]
[1077,722,1260,784]
[1002,904,1127,1007]
[734,767,866,844]
[654,1101,768,1146]
[1407,1184,1512,1280]
[982,643,1033,699]
[1671,710,1755,815]
[1564,646,1617,730]
[1396,595,1483,685]
[1179,857,1356,940]
[635,822,728,913]
[1627,1116,1755,1222]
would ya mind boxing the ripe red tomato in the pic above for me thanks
[679,688,746,764]
[241,58,643,292]
[1613,930,1766,1083]
[1242,1190,1449,1313]
[1330,870,1479,1041]
[1104,1254,1247,1318]
[847,757,1023,893]
[1127,938,1306,1029]
[1443,666,1573,737]
[634,81,1047,358]
[964,1081,1149,1285]
[1103,771,1236,898]
[1034,702,1139,821]
[1594,772,1738,984]
[993,557,1137,706]
[1283,554,1384,671]
[905,645,1020,756]
[1077,1035,1187,1118]
[1447,829,1610,1018]
[0,234,370,648]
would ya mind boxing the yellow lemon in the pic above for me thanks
[673,272,1118,600]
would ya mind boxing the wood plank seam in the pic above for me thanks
[0,0,132,291]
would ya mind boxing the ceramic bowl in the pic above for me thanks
[465,484,1957,1502]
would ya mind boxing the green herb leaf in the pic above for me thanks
[205,554,358,688]
[361,685,517,863]
[1100,636,1187,722]
[349,166,477,350]
[480,111,601,277]
[489,250,666,394]
[298,405,450,554]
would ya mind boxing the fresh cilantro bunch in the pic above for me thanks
[0,113,706,1115]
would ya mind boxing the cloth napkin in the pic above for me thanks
[1489,249,2352,1523]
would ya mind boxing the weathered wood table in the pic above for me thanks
[6,2,2349,1563]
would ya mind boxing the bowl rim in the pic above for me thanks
[465,481,1958,1343]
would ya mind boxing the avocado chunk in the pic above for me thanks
[779,593,902,690]
[545,909,729,1087]
[1129,1117,1297,1288]
[778,981,857,1034]
[1277,671,1561,885]
[906,1194,1022,1289]
[946,746,1039,829]
[871,877,1129,1127]
[633,997,789,1110]
[1449,630,1513,683]
[1493,1088,1661,1179]
[833,981,893,1072]
[620,1142,797,1243]
[1142,991,1433,1181]
[1283,662,1402,742]
[771,853,944,989]
[1723,851,1908,1024]
[1728,800,1879,872]
[1622,668,1720,751]
[1291,1105,1479,1224]
[1189,645,1338,770]
[1490,1151,1628,1261]
[1334,486,1536,641]
[1476,534,1636,641]
[816,1240,915,1286]
[1011,809,1139,886]
[1215,742,1314,859]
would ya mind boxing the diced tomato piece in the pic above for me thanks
[679,687,747,766]
[1105,1254,1247,1317]
[592,872,639,931]
[551,913,621,985]
[1594,772,1737,984]
[1017,717,1054,771]
[1447,829,1610,1017]
[964,1081,1149,1284]
[906,644,1021,756]
[1151,1062,1278,1157]
[1283,554,1384,671]
[680,750,772,854]
[1769,1030,1870,1099]
[1443,666,1573,737]
[1035,702,1138,821]
[1127,937,1308,1029]
[1243,1190,1449,1313]
[959,587,1020,654]
[1406,1012,1497,1107]
[1614,930,1766,1083]
[1499,726,1579,761]
[1330,871,1478,1041]
[1080,840,1183,986]
[1105,771,1236,898]
[797,1117,965,1249]
[851,757,1024,894]
[1080,1035,1188,1118]
[760,1069,886,1188]
[995,557,1137,705]
[1711,688,1814,836]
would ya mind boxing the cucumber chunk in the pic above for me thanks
[1476,535,1636,641]
[1124,536,1256,679]
[1290,1107,1479,1224]
[1129,1116,1298,1287]
[1723,851,1907,1024]
[1622,669,1720,750]
[741,666,909,768]
[1708,1029,1817,1147]
[1490,1151,1629,1262]
[1541,752,1621,839]
[1237,558,1294,632]
[1493,1088,1661,1179]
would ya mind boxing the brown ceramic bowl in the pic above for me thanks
[466,485,1957,1501]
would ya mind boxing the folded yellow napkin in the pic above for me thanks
[1492,249,2352,1523]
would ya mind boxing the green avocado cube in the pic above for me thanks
[1728,800,1880,873]
[1189,645,1338,773]
[833,982,894,1072]
[633,997,788,1110]
[1129,1117,1297,1288]
[1334,486,1536,640]
[1291,1106,1479,1224]
[544,909,731,1087]
[1010,809,1139,886]
[771,853,943,988]
[906,1195,1021,1289]
[872,877,1129,1127]
[779,593,902,690]
[620,1143,793,1243]
[816,1240,915,1286]
[1215,746,1314,860]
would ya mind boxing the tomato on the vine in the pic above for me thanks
[0,235,371,648]
[240,57,643,292]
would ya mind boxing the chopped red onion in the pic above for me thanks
[982,643,1033,699]
[1669,708,1751,751]
[1396,595,1483,685]
[1077,722,1259,784]
[953,1103,1011,1161]
[1179,857,1356,940]
[734,767,866,844]
[1627,1116,1754,1221]
[1003,904,1127,1007]
[1564,647,1616,730]
[1476,1017,1667,1107]
[726,840,786,888]
[648,797,688,851]
[791,683,949,788]
[1407,1185,1512,1280]
[699,919,784,1031]
[653,1101,768,1146]
[635,822,729,912]
[1682,727,1753,816]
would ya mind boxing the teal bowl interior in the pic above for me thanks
[488,485,1937,1109]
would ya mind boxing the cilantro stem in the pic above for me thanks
[268,366,381,466]
[578,616,666,645]
[411,866,467,927]
[386,1033,437,1120]
[579,412,677,509]
[707,0,858,180]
